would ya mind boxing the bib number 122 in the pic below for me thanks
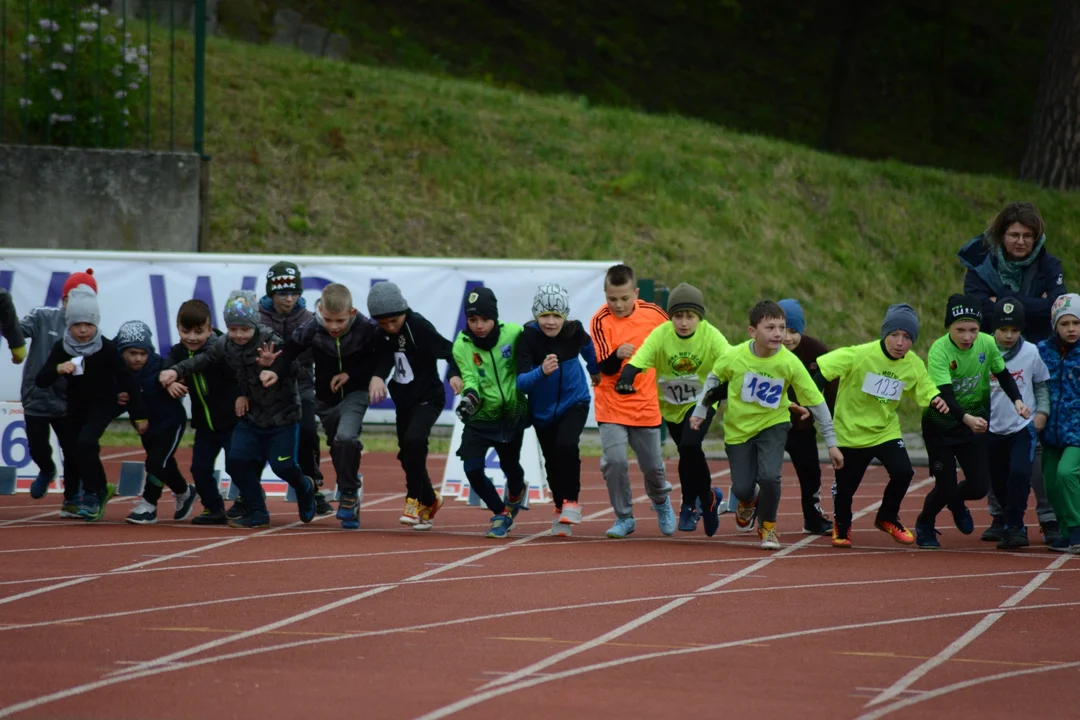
[741,373,783,409]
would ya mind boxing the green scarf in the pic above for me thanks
[996,235,1045,291]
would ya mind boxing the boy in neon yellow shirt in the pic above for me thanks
[692,301,843,550]
[816,304,945,548]
[617,284,730,536]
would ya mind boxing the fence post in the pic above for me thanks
[193,0,205,156]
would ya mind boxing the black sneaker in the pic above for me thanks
[225,496,248,521]
[228,510,270,529]
[192,508,228,526]
[802,510,834,535]
[314,491,334,516]
[981,517,1006,542]
[997,526,1030,550]
[173,484,198,521]
[1041,520,1062,546]
[296,477,316,524]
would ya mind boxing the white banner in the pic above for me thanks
[0,401,63,489]
[440,419,550,505]
[0,250,614,431]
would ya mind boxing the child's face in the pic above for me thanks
[321,307,357,338]
[468,315,495,338]
[1057,316,1080,345]
[272,291,300,315]
[179,321,213,352]
[228,325,256,346]
[884,330,912,359]
[782,328,802,351]
[69,322,96,343]
[122,348,149,372]
[536,313,565,337]
[994,325,1022,349]
[671,310,700,337]
[605,282,638,319]
[376,313,406,336]
[948,320,980,350]
[749,316,785,351]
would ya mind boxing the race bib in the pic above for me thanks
[393,351,415,384]
[659,377,702,405]
[861,372,904,401]
[71,356,85,376]
[740,372,784,409]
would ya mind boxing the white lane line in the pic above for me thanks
[863,552,1072,707]
[0,512,63,528]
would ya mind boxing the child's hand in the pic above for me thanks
[11,345,26,364]
[689,415,704,431]
[117,392,129,406]
[541,354,559,376]
[260,370,278,388]
[58,361,77,375]
[1034,412,1048,432]
[615,378,636,395]
[616,343,635,360]
[963,414,988,434]
[369,376,388,404]
[828,446,844,470]
[167,382,189,399]
[456,390,480,420]
[789,403,811,422]
[256,341,282,368]
[159,369,178,387]
[235,396,249,417]
[449,376,464,395]
[1014,399,1031,419]
[590,373,601,386]
[930,395,949,414]
[330,372,350,393]
[134,420,149,436]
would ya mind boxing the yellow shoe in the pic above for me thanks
[735,496,758,533]
[400,497,420,526]
[414,492,444,531]
[758,521,781,550]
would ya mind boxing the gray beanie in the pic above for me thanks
[223,290,260,328]
[532,283,570,319]
[367,281,409,319]
[115,320,154,353]
[65,285,100,327]
[667,283,706,318]
[881,303,919,342]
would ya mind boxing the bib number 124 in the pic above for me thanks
[741,373,783,409]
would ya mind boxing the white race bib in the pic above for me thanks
[659,377,702,405]
[861,372,904,401]
[740,372,784,409]
[71,356,85,376]
[393,351,415,384]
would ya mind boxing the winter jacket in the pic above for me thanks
[0,289,25,354]
[169,325,300,429]
[259,295,315,393]
[164,331,240,433]
[452,323,529,440]
[286,308,391,406]
[515,320,598,428]
[958,235,1066,343]
[36,337,146,421]
[19,306,67,417]
[375,309,460,409]
[131,353,188,435]
[1038,335,1080,449]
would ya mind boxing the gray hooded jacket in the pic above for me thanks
[19,306,67,417]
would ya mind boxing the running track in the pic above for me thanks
[0,449,1078,718]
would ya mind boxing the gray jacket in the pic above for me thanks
[19,306,67,418]
[170,325,301,429]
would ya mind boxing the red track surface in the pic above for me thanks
[1,449,1079,719]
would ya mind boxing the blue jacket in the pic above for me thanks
[134,352,188,436]
[1038,335,1080,449]
[958,235,1066,343]
[515,320,598,428]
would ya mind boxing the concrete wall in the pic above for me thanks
[0,146,202,252]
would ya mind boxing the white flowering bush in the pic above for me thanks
[8,3,150,147]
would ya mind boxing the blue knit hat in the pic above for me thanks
[223,290,260,328]
[115,320,154,353]
[778,299,805,334]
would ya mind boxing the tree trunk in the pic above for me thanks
[1019,0,1080,190]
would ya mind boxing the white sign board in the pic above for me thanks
[440,418,550,505]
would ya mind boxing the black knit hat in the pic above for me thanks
[993,297,1026,332]
[266,261,302,296]
[944,293,983,328]
[464,287,498,321]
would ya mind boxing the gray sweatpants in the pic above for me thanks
[316,391,369,494]
[726,422,790,524]
[987,443,1057,524]
[599,423,670,519]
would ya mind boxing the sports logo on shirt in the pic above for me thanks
[978,353,986,364]
[501,344,513,359]
[398,334,407,349]
[473,353,482,366]
[669,352,700,375]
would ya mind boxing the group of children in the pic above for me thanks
[5,261,1080,554]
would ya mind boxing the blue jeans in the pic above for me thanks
[988,425,1037,528]
[228,420,307,514]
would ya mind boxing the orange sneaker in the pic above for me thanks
[875,518,915,545]
[832,524,852,548]
[735,496,758,533]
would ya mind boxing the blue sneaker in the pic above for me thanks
[702,488,723,538]
[915,521,941,549]
[29,470,56,500]
[950,504,975,535]
[336,492,360,529]
[678,504,699,532]
[296,476,316,524]
[487,512,513,538]
[606,516,636,539]
[78,493,102,521]
[506,491,529,518]
[652,497,676,536]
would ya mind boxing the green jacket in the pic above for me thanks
[452,323,529,438]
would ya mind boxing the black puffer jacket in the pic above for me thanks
[259,295,315,393]
[288,309,391,405]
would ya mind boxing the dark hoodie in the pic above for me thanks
[375,309,460,408]
[37,336,146,420]
[130,352,188,435]
[259,294,315,392]
[164,329,240,433]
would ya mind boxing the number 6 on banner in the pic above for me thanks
[2,421,30,468]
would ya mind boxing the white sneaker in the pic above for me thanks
[173,484,197,521]
[126,499,158,525]
[559,501,582,525]
[552,511,571,537]
[759,524,781,551]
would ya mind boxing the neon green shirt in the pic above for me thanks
[629,320,731,423]
[922,332,1005,436]
[817,340,940,449]
[711,341,824,445]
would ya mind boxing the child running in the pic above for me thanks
[160,290,316,529]
[591,264,674,539]
[36,285,147,521]
[452,287,530,538]
[915,294,1029,549]
[692,300,843,550]
[1038,294,1080,553]
[617,283,729,536]
[116,321,198,525]
[516,283,600,537]
[368,281,463,531]
[815,304,943,548]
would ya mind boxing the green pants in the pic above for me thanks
[1041,445,1080,531]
